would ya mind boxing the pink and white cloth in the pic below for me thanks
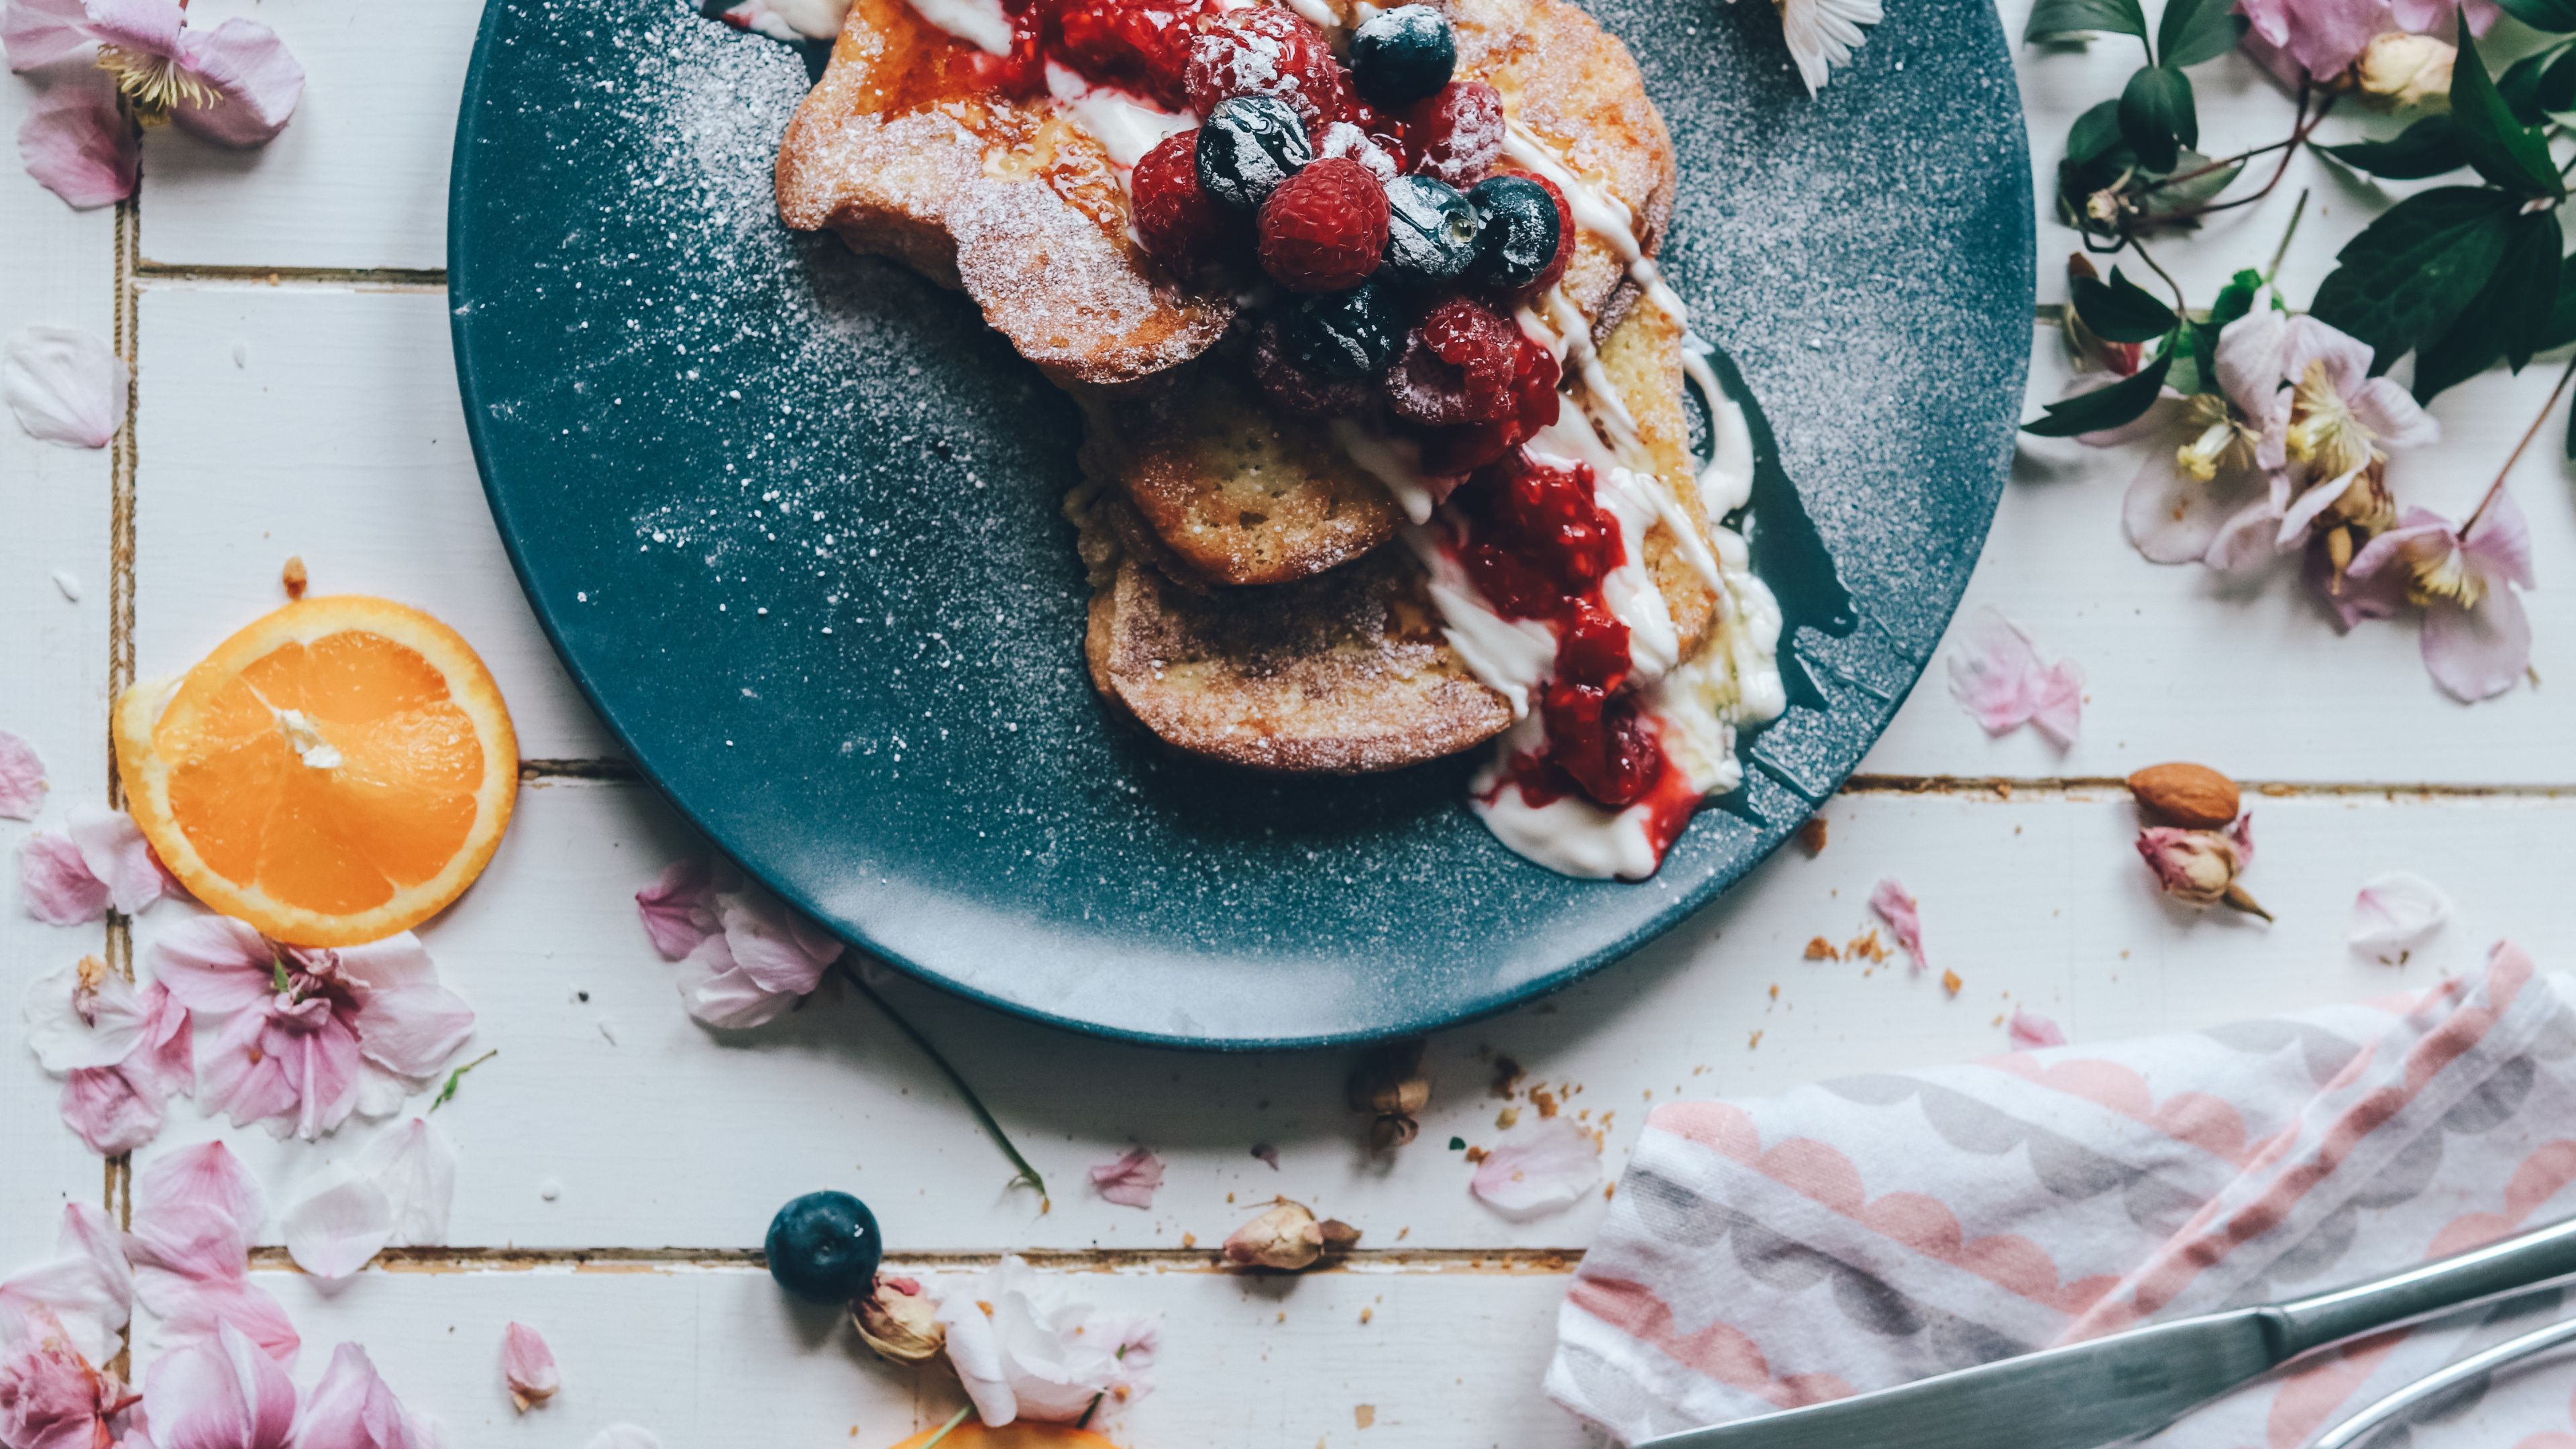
[1550,945,2576,1448]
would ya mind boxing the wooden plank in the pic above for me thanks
[180,1260,1593,1449]
[134,0,483,273]
[131,283,619,759]
[1,67,121,1244]
[123,780,2575,1256]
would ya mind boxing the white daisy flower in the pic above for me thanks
[1776,0,1884,95]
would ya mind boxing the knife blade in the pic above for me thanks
[1635,1210,2576,1449]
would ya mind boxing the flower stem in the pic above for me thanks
[427,1049,498,1112]
[2128,239,2188,313]
[2265,189,2310,284]
[2465,352,2576,533]
[839,962,1049,1205]
[916,1403,975,1449]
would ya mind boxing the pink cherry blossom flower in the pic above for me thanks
[1,1203,133,1371]
[0,1204,138,1449]
[125,1141,300,1366]
[1089,1146,1163,1209]
[281,1118,458,1279]
[2343,491,2535,702]
[1470,1116,1603,1218]
[502,1322,559,1412]
[3,0,305,148]
[0,729,46,819]
[1,326,125,448]
[637,858,843,1028]
[154,916,476,1140]
[15,80,136,207]
[22,953,193,1154]
[2108,307,2289,568]
[2007,1008,2068,1050]
[295,1342,438,1449]
[1945,607,2082,747]
[2348,870,2451,959]
[17,804,177,925]
[142,1320,299,1449]
[1869,877,1929,969]
[936,1256,1157,1427]
[2239,0,2494,85]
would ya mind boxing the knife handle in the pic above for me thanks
[2273,1213,2576,1359]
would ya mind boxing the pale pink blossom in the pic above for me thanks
[125,1142,299,1365]
[1945,608,2082,748]
[1470,1116,1603,1218]
[2239,0,2495,86]
[154,916,476,1140]
[3,0,305,147]
[0,1204,136,1449]
[2270,319,2438,552]
[2110,308,2288,569]
[15,80,136,207]
[2008,1008,2068,1050]
[19,835,105,924]
[22,953,193,1154]
[142,1320,298,1449]
[2343,492,2535,702]
[1,326,125,449]
[296,1342,438,1449]
[2348,870,2451,959]
[502,1322,559,1412]
[0,729,46,819]
[16,804,176,925]
[935,1256,1157,1427]
[281,1118,457,1279]
[1870,877,1929,969]
[638,859,843,1028]
[1089,1147,1163,1209]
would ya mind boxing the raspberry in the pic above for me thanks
[1132,128,1240,276]
[1384,298,1516,426]
[1256,156,1391,292]
[1403,80,1502,189]
[1411,329,1558,473]
[1526,174,1575,294]
[1185,7,1340,126]
[1250,316,1374,418]
[1045,0,1211,111]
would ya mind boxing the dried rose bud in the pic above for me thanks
[2137,822,2270,921]
[851,1275,945,1364]
[1223,1197,1357,1271]
[1349,1038,1429,1152]
[2355,33,2453,111]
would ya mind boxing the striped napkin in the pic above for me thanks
[1548,946,2576,1448]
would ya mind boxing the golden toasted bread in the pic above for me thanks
[775,0,1232,386]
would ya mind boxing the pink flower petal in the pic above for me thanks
[173,16,303,148]
[2351,377,2438,452]
[2465,485,2536,592]
[297,1341,438,1449]
[3,325,124,448]
[150,916,283,1016]
[150,1276,301,1366]
[2212,306,2286,424]
[21,954,149,1071]
[2204,485,2289,572]
[80,0,183,58]
[356,1118,455,1246]
[2424,585,2532,703]
[674,936,798,1029]
[1470,1116,1601,1218]
[129,978,195,1099]
[16,82,136,208]
[346,979,476,1084]
[0,1303,125,1449]
[2007,1008,2068,1051]
[2304,533,2412,631]
[2121,454,2261,566]
[2349,871,2450,958]
[0,729,44,820]
[503,1322,560,1411]
[635,857,721,960]
[1089,1146,1164,1209]
[3,0,101,69]
[282,1171,393,1280]
[714,886,841,997]
[2028,659,2084,749]
[1870,877,1928,969]
[0,1203,133,1367]
[68,802,170,916]
[60,1063,166,1153]
[2282,315,2376,396]
[127,1140,263,1292]
[143,1320,298,1449]
[19,833,107,925]
[1944,608,2078,748]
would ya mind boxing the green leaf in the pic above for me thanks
[2023,345,2176,436]
[2072,266,2180,341]
[2067,98,2127,165]
[2119,66,2196,173]
[2157,0,2248,68]
[2308,186,2522,367]
[2187,268,2265,390]
[2498,0,2576,32]
[2413,212,2565,399]
[2538,267,2576,352]
[2320,115,2469,180]
[2025,0,2151,45]
[2453,24,2567,199]
[2496,40,2576,123]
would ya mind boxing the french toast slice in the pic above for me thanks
[1079,303,1723,774]
[1089,0,1680,588]
[775,0,1232,386]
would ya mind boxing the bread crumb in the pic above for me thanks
[1805,936,1839,961]
[1181,1233,1196,1248]
[1605,1181,1615,1201]
[1768,983,1780,1000]
[1464,1146,1489,1164]
[1355,1406,1375,1429]
[1532,1088,1558,1118]
[1941,969,1964,996]
[1748,1029,1763,1049]
[281,555,308,599]
[1489,1056,1525,1098]
[1497,1106,1520,1128]
[1798,817,1827,854]
[1360,1307,1373,1324]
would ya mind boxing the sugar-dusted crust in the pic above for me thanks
[775,0,1232,386]
[1604,300,1718,662]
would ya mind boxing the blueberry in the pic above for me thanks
[1284,281,1404,379]
[765,1191,881,1304]
[1466,174,1561,292]
[1379,175,1482,286]
[1196,97,1314,211]
[1350,5,1456,107]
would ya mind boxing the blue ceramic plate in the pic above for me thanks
[449,0,2032,1049]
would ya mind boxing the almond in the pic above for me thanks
[2127,762,2240,828]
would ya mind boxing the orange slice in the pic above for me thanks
[885,1424,1124,1449]
[113,595,519,947]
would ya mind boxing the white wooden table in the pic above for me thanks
[7,2,2574,1444]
